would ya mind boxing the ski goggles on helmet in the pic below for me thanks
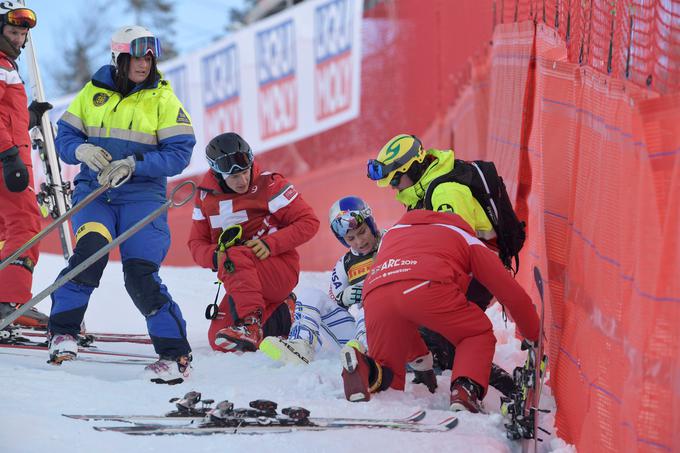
[4,8,36,29]
[331,209,371,238]
[208,150,254,176]
[366,147,420,181]
[366,160,406,187]
[112,36,162,58]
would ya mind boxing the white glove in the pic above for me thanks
[336,282,364,308]
[75,144,112,172]
[97,156,135,187]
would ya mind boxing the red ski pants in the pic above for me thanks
[0,165,40,303]
[364,279,496,393]
[208,245,299,350]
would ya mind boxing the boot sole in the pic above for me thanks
[48,352,77,365]
[449,401,486,414]
[150,377,185,385]
[341,346,369,402]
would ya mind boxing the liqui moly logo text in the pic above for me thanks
[256,20,297,139]
[314,0,353,120]
[202,44,242,138]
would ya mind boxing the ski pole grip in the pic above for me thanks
[170,180,196,207]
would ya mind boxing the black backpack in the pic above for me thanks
[423,159,526,273]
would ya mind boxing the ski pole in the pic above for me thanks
[0,180,196,331]
[0,183,112,273]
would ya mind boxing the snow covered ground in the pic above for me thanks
[1,254,575,453]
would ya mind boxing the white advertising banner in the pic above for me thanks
[39,0,363,182]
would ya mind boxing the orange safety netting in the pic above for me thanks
[37,3,679,450]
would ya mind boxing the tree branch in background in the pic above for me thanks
[126,0,177,60]
[50,2,113,96]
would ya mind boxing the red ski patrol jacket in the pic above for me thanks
[364,209,540,342]
[0,50,30,163]
[188,161,320,272]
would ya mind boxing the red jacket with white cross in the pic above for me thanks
[187,161,320,271]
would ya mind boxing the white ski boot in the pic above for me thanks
[259,337,315,365]
[48,333,78,364]
[144,354,192,385]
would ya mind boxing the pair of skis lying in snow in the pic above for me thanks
[0,327,156,365]
[64,391,458,435]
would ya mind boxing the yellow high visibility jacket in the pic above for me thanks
[56,65,195,201]
[395,148,494,239]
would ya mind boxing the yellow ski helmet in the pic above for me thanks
[367,134,425,187]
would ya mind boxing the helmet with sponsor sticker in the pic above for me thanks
[206,132,254,176]
[367,134,427,188]
[329,196,378,248]
[111,25,161,64]
[0,1,36,50]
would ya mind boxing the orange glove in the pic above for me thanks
[245,239,270,260]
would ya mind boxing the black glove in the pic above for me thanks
[0,146,28,192]
[412,369,438,393]
[28,100,53,130]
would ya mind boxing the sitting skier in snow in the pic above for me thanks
[340,210,540,413]
[258,196,376,364]
[260,196,517,398]
[187,132,319,353]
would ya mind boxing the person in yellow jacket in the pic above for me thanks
[47,26,194,384]
[367,134,498,311]
[367,134,494,240]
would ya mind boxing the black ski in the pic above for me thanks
[64,409,428,425]
[500,266,550,451]
[92,416,457,435]
[65,392,453,435]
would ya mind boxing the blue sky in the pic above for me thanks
[22,0,245,99]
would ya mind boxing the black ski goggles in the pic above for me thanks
[4,8,36,29]
[208,150,254,176]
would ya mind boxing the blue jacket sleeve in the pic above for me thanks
[132,89,196,178]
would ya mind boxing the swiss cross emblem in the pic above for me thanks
[283,187,296,200]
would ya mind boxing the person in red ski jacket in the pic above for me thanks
[340,209,539,413]
[0,4,52,328]
[188,132,319,352]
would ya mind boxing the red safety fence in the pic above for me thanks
[37,1,679,450]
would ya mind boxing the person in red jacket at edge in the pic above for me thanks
[340,210,540,413]
[0,4,53,329]
[188,132,320,352]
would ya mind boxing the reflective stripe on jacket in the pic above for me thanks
[56,65,195,201]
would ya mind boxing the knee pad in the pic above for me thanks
[69,222,111,287]
[123,258,166,316]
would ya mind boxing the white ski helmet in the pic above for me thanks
[110,25,161,64]
[0,2,37,30]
